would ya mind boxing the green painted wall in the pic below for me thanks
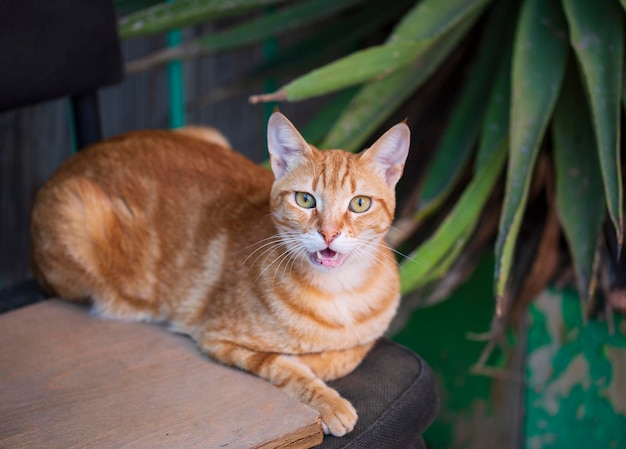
[394,255,508,449]
[525,289,626,449]
[394,259,626,449]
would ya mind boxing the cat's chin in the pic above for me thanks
[309,248,345,269]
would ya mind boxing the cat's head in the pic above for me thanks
[267,112,410,272]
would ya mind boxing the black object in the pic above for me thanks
[0,0,123,114]
[0,0,123,297]
[0,279,46,314]
[70,91,106,149]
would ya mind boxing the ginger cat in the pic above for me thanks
[30,112,410,437]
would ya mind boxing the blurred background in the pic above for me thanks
[1,0,626,447]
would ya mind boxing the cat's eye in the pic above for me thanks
[349,196,372,213]
[295,191,316,209]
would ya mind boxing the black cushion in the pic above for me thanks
[322,339,439,448]
[0,0,123,112]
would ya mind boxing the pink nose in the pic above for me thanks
[319,230,340,245]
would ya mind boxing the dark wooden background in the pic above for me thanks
[0,30,329,287]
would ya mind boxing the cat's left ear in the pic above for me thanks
[267,112,312,180]
[361,122,410,188]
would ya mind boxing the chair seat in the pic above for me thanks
[323,339,438,448]
[0,291,438,448]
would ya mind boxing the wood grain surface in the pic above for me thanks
[0,300,323,448]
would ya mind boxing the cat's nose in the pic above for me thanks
[319,229,340,245]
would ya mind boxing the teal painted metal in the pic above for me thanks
[525,288,626,449]
[262,33,278,159]
[166,6,185,129]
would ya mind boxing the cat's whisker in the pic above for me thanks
[351,245,394,277]
[238,229,302,253]
[278,246,297,281]
[264,249,295,282]
[242,234,303,267]
[242,239,283,266]
[257,245,298,280]
[286,248,304,279]
[274,245,298,285]
[353,246,383,269]
[275,245,305,286]
[353,237,416,263]
[237,234,283,254]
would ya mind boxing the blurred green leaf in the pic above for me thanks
[563,0,624,248]
[188,0,412,109]
[118,0,288,40]
[400,141,507,295]
[475,8,515,172]
[115,0,161,14]
[321,13,479,152]
[416,0,512,219]
[494,0,568,311]
[252,0,490,103]
[249,0,411,76]
[321,1,487,151]
[300,88,359,146]
[553,66,605,303]
[389,0,492,42]
[193,0,367,53]
[125,0,371,72]
[265,41,433,102]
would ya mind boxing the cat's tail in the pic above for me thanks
[30,176,142,302]
[30,177,112,300]
[175,126,231,149]
[32,175,164,320]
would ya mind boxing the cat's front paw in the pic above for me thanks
[312,388,357,437]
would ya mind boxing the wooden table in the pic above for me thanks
[0,300,323,448]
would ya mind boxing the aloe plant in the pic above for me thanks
[117,0,626,341]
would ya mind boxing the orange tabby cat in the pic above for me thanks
[30,112,410,437]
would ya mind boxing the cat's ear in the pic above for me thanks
[267,112,312,180]
[361,122,410,188]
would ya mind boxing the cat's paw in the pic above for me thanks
[313,389,357,437]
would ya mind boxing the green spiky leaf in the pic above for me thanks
[401,141,507,295]
[553,65,605,303]
[562,0,624,249]
[416,0,512,219]
[494,0,568,312]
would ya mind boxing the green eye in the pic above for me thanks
[295,191,316,209]
[349,196,371,213]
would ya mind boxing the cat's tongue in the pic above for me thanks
[314,248,343,267]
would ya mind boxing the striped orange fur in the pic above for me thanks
[30,112,410,437]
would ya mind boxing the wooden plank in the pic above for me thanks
[0,300,323,449]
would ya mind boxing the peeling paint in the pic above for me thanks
[525,288,626,449]
[532,290,562,345]
[528,346,554,387]
[528,433,558,449]
[604,346,626,417]
[538,355,590,415]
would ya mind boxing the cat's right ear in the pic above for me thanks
[267,112,312,180]
[361,122,410,188]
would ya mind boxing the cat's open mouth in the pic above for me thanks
[311,248,344,268]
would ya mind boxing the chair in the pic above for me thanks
[0,0,123,147]
[0,1,438,447]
